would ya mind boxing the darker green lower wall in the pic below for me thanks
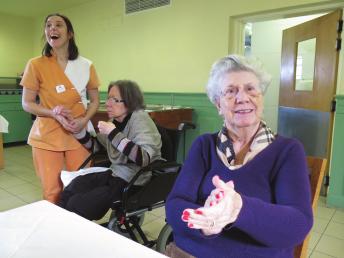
[2,91,222,165]
[0,95,32,144]
[144,92,223,161]
[101,91,223,161]
[2,92,222,149]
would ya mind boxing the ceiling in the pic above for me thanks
[0,0,94,18]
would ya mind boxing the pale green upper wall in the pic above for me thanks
[337,30,344,95]
[62,0,334,92]
[0,12,34,76]
[12,0,336,92]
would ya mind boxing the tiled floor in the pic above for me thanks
[1,144,344,257]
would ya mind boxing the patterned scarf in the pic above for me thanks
[216,121,275,170]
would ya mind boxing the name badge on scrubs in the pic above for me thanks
[56,84,66,93]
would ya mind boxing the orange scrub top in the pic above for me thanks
[21,55,100,151]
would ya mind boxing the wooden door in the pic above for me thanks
[279,10,342,111]
[278,10,342,193]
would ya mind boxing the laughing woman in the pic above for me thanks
[21,13,100,204]
[165,55,313,258]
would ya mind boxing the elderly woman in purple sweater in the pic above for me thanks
[165,54,312,258]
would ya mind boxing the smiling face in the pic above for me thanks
[106,85,128,122]
[216,71,263,132]
[45,15,71,50]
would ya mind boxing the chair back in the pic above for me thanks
[156,125,182,162]
[126,165,180,211]
[294,156,327,258]
[124,124,185,211]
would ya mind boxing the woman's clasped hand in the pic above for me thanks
[52,105,87,133]
[181,175,242,236]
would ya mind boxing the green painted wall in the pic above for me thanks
[1,91,221,148]
[328,95,344,208]
[2,0,342,176]
[100,92,222,161]
[337,30,344,95]
[143,92,223,134]
[0,13,34,143]
[0,12,34,77]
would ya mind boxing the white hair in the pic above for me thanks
[206,54,272,104]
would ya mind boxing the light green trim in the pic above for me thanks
[327,195,344,208]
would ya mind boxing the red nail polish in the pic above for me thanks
[182,215,189,220]
[195,210,203,215]
[215,193,220,199]
[188,223,193,228]
[183,210,190,216]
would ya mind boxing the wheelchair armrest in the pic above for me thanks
[141,160,181,173]
[178,121,196,131]
[151,161,181,175]
[78,153,94,170]
[77,143,108,170]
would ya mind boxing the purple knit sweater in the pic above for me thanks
[166,133,313,258]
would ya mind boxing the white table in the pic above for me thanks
[0,201,166,258]
[0,132,3,169]
[0,114,8,169]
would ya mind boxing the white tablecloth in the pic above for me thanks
[0,115,8,133]
[0,201,166,258]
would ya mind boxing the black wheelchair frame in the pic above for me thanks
[78,122,195,251]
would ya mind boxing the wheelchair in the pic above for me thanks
[78,121,195,251]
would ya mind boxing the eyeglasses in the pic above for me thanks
[106,96,125,104]
[221,85,261,99]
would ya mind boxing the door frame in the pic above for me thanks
[227,2,344,195]
[228,1,344,61]
[228,3,344,95]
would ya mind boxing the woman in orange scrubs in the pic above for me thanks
[21,13,100,203]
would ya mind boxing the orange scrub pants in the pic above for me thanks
[32,145,90,204]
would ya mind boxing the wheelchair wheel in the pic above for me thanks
[156,223,173,253]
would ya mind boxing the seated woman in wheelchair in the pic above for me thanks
[58,80,162,221]
[165,55,312,258]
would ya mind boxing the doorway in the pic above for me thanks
[228,3,344,197]
[245,13,325,132]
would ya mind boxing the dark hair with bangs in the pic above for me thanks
[108,80,145,113]
[42,13,79,60]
